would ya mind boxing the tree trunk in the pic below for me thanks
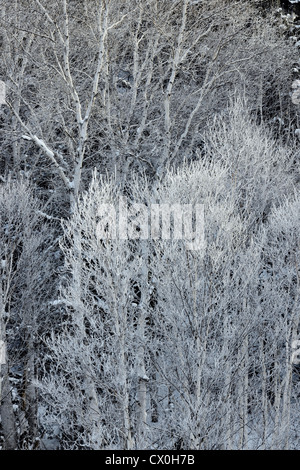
[1,362,17,450]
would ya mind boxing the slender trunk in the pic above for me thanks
[271,358,281,449]
[1,362,17,449]
[72,227,103,449]
[21,334,38,444]
[12,99,21,168]
[260,336,268,449]
[119,335,134,450]
[238,334,248,450]
[108,243,133,450]
[222,321,232,450]
[0,285,17,449]
[135,242,149,449]
[162,0,188,168]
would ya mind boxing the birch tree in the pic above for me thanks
[257,195,300,449]
[0,0,295,207]
[1,0,128,211]
[39,96,300,448]
[39,174,152,449]
[1,0,298,450]
[138,98,296,449]
[140,157,257,449]
[0,179,54,449]
[202,98,296,234]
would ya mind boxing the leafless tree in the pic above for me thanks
[0,179,55,449]
[0,0,296,211]
[40,99,299,448]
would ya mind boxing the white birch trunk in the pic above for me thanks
[135,242,149,449]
